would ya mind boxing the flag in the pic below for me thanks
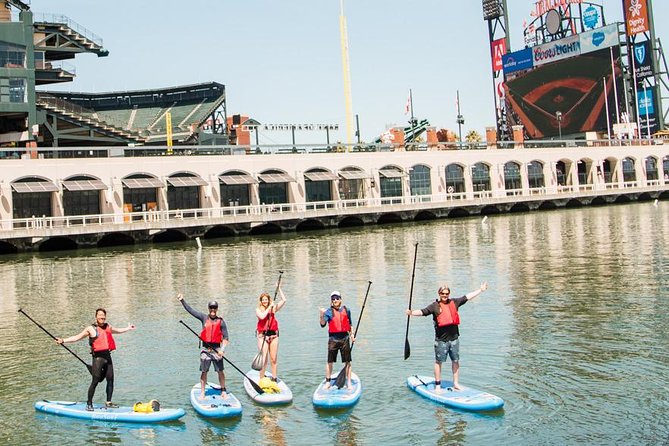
[404,95,411,115]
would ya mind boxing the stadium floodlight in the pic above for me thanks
[483,0,502,20]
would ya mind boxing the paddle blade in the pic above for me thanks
[251,351,265,371]
[404,338,411,360]
[248,377,265,394]
[334,365,348,388]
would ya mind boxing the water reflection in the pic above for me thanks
[435,409,467,445]
[252,407,287,446]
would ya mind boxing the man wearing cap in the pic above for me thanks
[406,282,488,392]
[319,291,355,389]
[178,293,229,399]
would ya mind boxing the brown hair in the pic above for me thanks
[95,308,107,316]
[257,293,271,309]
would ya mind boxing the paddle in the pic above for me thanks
[179,320,265,395]
[18,308,93,374]
[334,281,372,388]
[251,270,284,371]
[404,242,419,360]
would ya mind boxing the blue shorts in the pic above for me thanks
[434,339,460,363]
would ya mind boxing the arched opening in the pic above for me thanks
[38,237,78,252]
[409,165,431,198]
[152,230,188,243]
[377,213,402,224]
[414,211,437,221]
[204,226,236,239]
[338,216,364,228]
[249,223,282,235]
[97,233,135,248]
[219,170,254,208]
[504,162,521,194]
[445,164,465,197]
[296,219,326,232]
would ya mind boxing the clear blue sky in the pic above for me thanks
[28,0,669,144]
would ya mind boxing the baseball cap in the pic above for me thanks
[330,291,341,300]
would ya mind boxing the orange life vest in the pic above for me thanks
[328,306,351,334]
[90,324,116,352]
[257,312,278,333]
[200,317,223,343]
[436,300,460,327]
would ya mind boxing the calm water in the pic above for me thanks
[1,202,668,445]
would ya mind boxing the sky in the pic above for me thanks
[24,0,669,145]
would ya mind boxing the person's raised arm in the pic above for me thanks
[465,281,488,301]
[275,285,287,312]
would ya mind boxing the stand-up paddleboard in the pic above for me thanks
[190,382,242,418]
[406,375,504,411]
[312,371,361,409]
[35,400,185,423]
[244,370,292,405]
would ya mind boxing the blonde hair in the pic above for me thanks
[257,292,271,309]
[437,284,450,295]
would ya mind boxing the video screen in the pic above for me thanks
[503,46,624,139]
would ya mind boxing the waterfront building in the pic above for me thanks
[0,142,667,253]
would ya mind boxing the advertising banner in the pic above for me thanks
[502,48,534,75]
[532,34,580,67]
[633,40,653,79]
[637,86,659,135]
[624,0,649,36]
[491,38,506,71]
[579,24,619,55]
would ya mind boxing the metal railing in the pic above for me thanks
[2,180,666,235]
[33,13,104,46]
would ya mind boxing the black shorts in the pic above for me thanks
[327,336,352,363]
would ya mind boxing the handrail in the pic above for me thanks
[33,13,103,47]
[1,181,666,234]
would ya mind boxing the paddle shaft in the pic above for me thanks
[179,320,265,394]
[404,242,419,360]
[18,308,93,373]
[350,280,372,352]
[335,281,372,387]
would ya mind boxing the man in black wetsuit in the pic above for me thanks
[56,308,135,410]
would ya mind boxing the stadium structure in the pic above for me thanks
[0,0,228,148]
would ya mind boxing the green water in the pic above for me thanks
[1,202,668,445]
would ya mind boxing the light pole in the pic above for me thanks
[555,111,562,139]
[456,90,464,148]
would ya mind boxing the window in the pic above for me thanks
[471,163,491,191]
[622,158,636,182]
[0,42,26,68]
[63,190,101,216]
[0,78,27,103]
[527,162,545,189]
[445,164,465,195]
[645,157,658,181]
[504,162,521,193]
[409,165,431,196]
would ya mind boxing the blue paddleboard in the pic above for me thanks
[312,371,361,409]
[34,400,185,423]
[190,382,242,418]
[407,375,504,411]
[244,369,293,405]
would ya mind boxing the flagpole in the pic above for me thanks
[409,88,415,144]
[603,77,611,142]
[610,47,621,129]
[631,45,641,139]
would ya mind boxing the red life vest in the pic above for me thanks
[328,306,351,334]
[257,312,278,333]
[90,324,116,352]
[201,317,223,343]
[436,300,460,327]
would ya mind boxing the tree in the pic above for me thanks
[465,130,482,143]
